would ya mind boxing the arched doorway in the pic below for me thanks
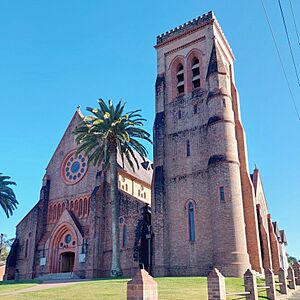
[60,252,75,273]
[47,223,79,274]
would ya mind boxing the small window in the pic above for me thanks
[219,187,225,202]
[178,110,182,119]
[138,190,141,197]
[125,184,128,192]
[123,224,127,248]
[192,58,200,89]
[188,202,195,241]
[144,192,146,199]
[25,239,29,258]
[57,204,61,218]
[186,140,191,157]
[176,64,184,95]
[84,198,88,215]
[194,105,197,114]
[79,200,83,216]
[53,205,57,220]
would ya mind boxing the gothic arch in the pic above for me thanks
[186,49,203,92]
[46,212,83,274]
[168,55,185,100]
[184,198,197,210]
[184,199,197,242]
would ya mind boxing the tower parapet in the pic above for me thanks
[156,11,214,45]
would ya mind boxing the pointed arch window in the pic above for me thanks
[176,64,185,95]
[192,57,200,88]
[186,140,191,157]
[49,206,53,222]
[53,205,57,221]
[57,203,61,218]
[84,198,88,215]
[79,199,83,216]
[25,239,29,257]
[188,202,195,241]
[122,224,127,248]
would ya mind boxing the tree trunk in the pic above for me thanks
[110,147,122,277]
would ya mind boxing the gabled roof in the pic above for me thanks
[272,222,281,240]
[46,108,152,185]
[251,167,259,194]
[251,167,268,209]
[206,42,227,79]
[117,152,152,186]
[280,230,287,244]
[46,108,83,171]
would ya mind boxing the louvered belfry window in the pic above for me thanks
[192,58,200,88]
[176,64,184,94]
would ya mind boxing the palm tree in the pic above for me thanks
[73,99,151,277]
[0,173,18,218]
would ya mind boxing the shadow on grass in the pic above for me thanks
[0,279,43,285]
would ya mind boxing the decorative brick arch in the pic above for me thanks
[168,55,185,100]
[186,49,204,93]
[184,198,197,210]
[45,210,83,274]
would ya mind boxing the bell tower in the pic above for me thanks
[152,11,251,277]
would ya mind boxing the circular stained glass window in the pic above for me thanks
[62,151,88,185]
[65,234,72,244]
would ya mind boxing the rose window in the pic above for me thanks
[62,151,88,184]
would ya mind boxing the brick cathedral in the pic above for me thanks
[5,11,288,280]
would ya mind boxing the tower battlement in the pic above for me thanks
[156,11,234,61]
[156,11,214,45]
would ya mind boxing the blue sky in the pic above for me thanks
[1,1,299,258]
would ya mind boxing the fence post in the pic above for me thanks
[127,269,158,300]
[278,267,288,295]
[287,266,296,290]
[244,269,258,300]
[265,268,276,300]
[207,268,226,300]
[292,262,300,285]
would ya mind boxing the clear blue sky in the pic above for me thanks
[1,1,299,258]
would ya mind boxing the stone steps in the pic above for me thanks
[36,272,80,282]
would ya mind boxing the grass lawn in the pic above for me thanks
[0,280,40,294]
[0,277,280,299]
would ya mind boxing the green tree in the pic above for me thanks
[73,99,151,277]
[287,254,299,265]
[0,234,14,263]
[0,173,18,218]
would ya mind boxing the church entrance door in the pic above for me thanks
[60,252,75,273]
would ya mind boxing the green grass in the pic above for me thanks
[0,279,40,294]
[0,277,281,299]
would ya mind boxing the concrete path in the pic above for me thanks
[288,289,300,299]
[0,280,87,296]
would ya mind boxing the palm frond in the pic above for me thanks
[0,173,18,218]
[73,99,152,173]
